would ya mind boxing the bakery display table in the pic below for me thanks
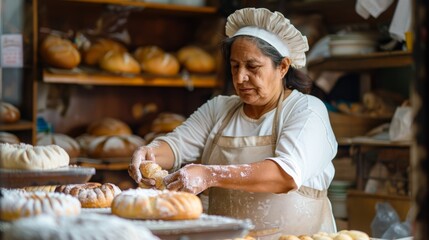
[0,166,95,188]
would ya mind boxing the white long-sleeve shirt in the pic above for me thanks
[157,90,338,190]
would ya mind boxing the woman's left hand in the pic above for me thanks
[164,164,213,195]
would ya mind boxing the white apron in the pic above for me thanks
[202,92,336,239]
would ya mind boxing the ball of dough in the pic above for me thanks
[3,213,159,240]
[0,191,81,221]
[0,102,21,123]
[111,188,203,220]
[37,133,81,158]
[0,143,69,170]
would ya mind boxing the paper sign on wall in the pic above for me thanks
[1,34,24,68]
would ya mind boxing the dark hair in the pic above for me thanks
[221,35,313,94]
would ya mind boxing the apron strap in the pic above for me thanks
[271,90,284,153]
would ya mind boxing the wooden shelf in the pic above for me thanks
[0,120,34,131]
[307,51,413,72]
[64,0,218,15]
[43,69,219,88]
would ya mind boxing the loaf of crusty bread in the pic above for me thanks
[0,102,21,123]
[111,188,203,220]
[55,182,122,208]
[86,135,145,158]
[40,35,81,69]
[134,45,164,63]
[0,132,20,144]
[0,143,69,170]
[150,112,185,133]
[37,132,81,158]
[0,191,81,221]
[177,45,215,73]
[139,162,168,190]
[87,118,132,136]
[99,50,141,74]
[141,52,180,76]
[84,38,127,66]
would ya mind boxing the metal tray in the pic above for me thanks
[0,166,96,188]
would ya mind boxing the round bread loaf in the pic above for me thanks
[99,50,141,74]
[141,52,180,76]
[139,162,168,190]
[0,143,69,170]
[84,38,127,66]
[55,182,122,208]
[0,102,21,123]
[37,133,81,158]
[3,213,159,240]
[87,118,132,136]
[177,45,215,73]
[151,112,185,133]
[40,35,81,69]
[0,132,20,144]
[0,191,81,221]
[111,188,203,220]
[134,45,164,62]
[86,135,145,158]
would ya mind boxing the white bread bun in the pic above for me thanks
[0,143,69,170]
[111,188,203,220]
[86,135,145,158]
[0,102,21,123]
[0,191,81,221]
[99,50,141,74]
[37,133,81,158]
[40,35,81,69]
[0,132,20,144]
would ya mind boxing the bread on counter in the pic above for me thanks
[0,143,69,170]
[0,102,21,123]
[111,188,203,220]
[40,35,81,69]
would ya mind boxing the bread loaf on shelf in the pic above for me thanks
[37,132,81,158]
[87,118,132,136]
[40,35,81,69]
[141,52,180,76]
[0,132,20,144]
[111,188,203,220]
[86,135,145,158]
[150,112,185,133]
[99,50,141,74]
[134,45,164,63]
[84,38,127,66]
[177,45,215,73]
[0,102,21,123]
[0,143,69,170]
[0,191,81,221]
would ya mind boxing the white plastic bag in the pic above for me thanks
[389,106,413,141]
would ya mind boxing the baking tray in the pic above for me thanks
[81,209,254,240]
[0,166,96,188]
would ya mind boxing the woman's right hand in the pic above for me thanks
[128,146,157,187]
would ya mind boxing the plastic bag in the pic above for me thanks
[381,221,411,239]
[389,106,413,141]
[370,202,400,237]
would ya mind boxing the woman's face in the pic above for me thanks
[230,37,287,106]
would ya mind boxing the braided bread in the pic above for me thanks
[0,191,81,221]
[139,162,168,190]
[111,188,202,220]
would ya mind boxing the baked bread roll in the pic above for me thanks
[37,132,81,158]
[0,143,69,170]
[0,132,20,144]
[0,191,81,221]
[3,213,158,240]
[22,185,59,192]
[86,135,145,158]
[151,112,185,133]
[134,45,164,62]
[0,102,21,123]
[177,46,215,73]
[111,188,203,220]
[87,118,132,136]
[40,35,81,69]
[141,52,180,76]
[139,162,168,190]
[55,182,122,208]
[84,38,127,66]
[99,50,141,74]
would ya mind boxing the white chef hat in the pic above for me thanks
[225,8,309,69]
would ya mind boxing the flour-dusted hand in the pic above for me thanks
[164,164,214,195]
[128,146,156,186]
